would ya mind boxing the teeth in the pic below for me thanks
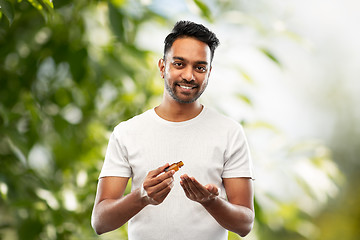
[179,85,193,89]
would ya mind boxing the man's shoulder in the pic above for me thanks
[205,107,242,129]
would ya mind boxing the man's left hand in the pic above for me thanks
[180,174,219,204]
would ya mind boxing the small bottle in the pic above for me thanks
[164,161,184,172]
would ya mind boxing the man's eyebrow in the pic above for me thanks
[195,61,209,65]
[172,56,209,65]
[172,56,185,61]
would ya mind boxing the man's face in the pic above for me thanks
[159,37,212,104]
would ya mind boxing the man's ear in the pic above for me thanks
[158,58,165,78]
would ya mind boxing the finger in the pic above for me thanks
[145,165,173,186]
[158,169,175,181]
[205,184,219,196]
[188,176,210,196]
[148,179,174,201]
[147,177,174,198]
[148,163,170,178]
[156,180,174,199]
[148,169,175,187]
[180,179,194,199]
[180,175,193,190]
[144,170,174,200]
[180,175,192,193]
[181,175,205,199]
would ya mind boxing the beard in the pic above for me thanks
[164,78,208,104]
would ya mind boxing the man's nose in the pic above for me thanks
[181,66,195,82]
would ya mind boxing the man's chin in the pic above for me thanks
[174,94,200,104]
[166,85,201,104]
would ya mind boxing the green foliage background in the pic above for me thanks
[1,0,359,240]
[0,0,162,239]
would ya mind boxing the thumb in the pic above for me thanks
[149,163,170,177]
[205,184,219,195]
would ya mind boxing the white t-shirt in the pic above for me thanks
[99,106,254,240]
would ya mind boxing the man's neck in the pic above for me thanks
[155,100,203,122]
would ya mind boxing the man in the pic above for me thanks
[91,20,254,240]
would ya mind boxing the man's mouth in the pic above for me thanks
[177,84,197,90]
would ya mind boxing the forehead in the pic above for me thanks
[166,37,211,62]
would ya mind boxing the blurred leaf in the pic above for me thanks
[260,47,281,67]
[27,0,55,22]
[18,217,43,240]
[239,68,253,84]
[236,93,252,105]
[42,0,53,9]
[253,197,265,223]
[6,137,27,165]
[0,0,14,25]
[108,1,126,42]
[193,0,212,22]
[228,231,241,240]
[68,48,88,82]
[246,120,281,133]
[27,0,43,11]
[29,0,54,11]
[110,0,126,7]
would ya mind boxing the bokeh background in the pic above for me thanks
[1,0,359,239]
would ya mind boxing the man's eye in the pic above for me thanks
[196,66,207,72]
[173,62,183,67]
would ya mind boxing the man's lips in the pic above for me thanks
[177,84,197,90]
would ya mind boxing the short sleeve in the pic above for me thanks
[99,125,132,178]
[222,124,254,179]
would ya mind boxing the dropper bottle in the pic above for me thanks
[164,161,184,172]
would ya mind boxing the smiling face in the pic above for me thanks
[159,37,212,104]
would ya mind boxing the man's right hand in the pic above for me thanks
[91,164,175,235]
[141,163,175,205]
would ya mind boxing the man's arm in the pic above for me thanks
[91,164,175,235]
[180,175,254,237]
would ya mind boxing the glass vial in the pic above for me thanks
[164,161,184,172]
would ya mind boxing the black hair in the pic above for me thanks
[163,20,220,62]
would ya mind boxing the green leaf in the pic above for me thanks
[36,0,54,12]
[27,0,43,11]
[193,0,212,22]
[108,1,126,42]
[260,48,281,67]
[237,68,254,84]
[110,0,126,7]
[246,121,281,133]
[240,71,252,83]
[0,0,14,25]
[43,0,54,9]
[236,94,252,105]
[6,137,27,165]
